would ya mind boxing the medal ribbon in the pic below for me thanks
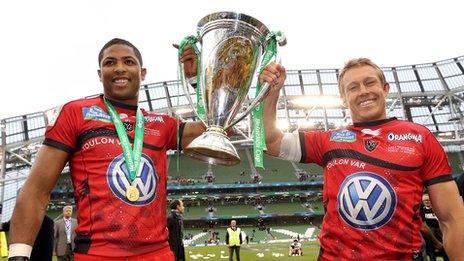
[104,98,144,182]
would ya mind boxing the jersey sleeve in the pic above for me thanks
[299,131,328,165]
[165,116,182,151]
[43,102,80,154]
[421,131,453,186]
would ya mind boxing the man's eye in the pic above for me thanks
[365,80,376,86]
[125,60,136,65]
[103,60,115,66]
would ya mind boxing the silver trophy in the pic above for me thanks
[179,11,285,166]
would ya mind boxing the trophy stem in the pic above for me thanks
[183,126,240,166]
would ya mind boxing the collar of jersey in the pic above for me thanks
[352,117,397,127]
[101,94,138,111]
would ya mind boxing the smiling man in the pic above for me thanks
[260,58,464,260]
[7,38,205,261]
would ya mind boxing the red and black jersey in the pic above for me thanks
[44,95,181,256]
[299,118,452,260]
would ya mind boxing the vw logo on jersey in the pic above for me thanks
[107,153,158,206]
[337,172,397,230]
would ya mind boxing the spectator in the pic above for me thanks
[288,239,302,256]
[167,200,185,261]
[298,171,308,182]
[207,206,215,218]
[225,220,242,261]
[256,204,265,215]
[420,221,443,261]
[54,205,77,261]
[250,229,255,242]
[421,193,449,261]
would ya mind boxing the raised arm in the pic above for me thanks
[428,180,464,261]
[176,42,207,150]
[9,145,68,256]
[259,62,286,157]
[181,121,206,150]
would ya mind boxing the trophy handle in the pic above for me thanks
[177,38,207,126]
[225,82,270,130]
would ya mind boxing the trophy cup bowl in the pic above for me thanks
[182,12,273,166]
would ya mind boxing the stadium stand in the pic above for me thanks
[1,56,463,259]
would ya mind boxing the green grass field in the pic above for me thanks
[1,242,448,261]
[0,242,318,261]
[186,241,319,260]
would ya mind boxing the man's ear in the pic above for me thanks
[98,70,102,82]
[141,68,147,81]
[383,82,390,94]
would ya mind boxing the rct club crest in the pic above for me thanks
[107,154,158,206]
[364,139,379,152]
[338,172,397,230]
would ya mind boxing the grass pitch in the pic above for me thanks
[186,241,320,260]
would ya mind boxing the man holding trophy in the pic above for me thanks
[7,37,207,261]
[8,11,286,261]
[261,58,464,260]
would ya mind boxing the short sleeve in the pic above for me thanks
[299,131,328,165]
[421,131,453,186]
[43,103,79,154]
[166,116,182,151]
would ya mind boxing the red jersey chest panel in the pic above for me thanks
[44,96,177,256]
[300,119,452,260]
[73,108,172,204]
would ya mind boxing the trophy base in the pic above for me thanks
[183,128,240,166]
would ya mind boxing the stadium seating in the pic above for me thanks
[167,150,324,184]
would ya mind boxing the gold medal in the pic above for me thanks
[126,186,140,201]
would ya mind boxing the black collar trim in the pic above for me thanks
[353,117,397,127]
[101,95,138,111]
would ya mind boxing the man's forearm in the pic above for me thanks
[441,217,464,261]
[9,191,49,245]
[263,92,283,156]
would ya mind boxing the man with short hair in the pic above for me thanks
[167,200,185,261]
[260,59,464,260]
[225,220,242,261]
[7,38,206,260]
[421,193,449,261]
[54,205,77,261]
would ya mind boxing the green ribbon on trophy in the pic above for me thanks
[252,31,283,168]
[176,16,285,168]
[177,35,205,172]
[177,35,206,121]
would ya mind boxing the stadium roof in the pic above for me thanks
[1,55,463,151]
[1,0,463,118]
